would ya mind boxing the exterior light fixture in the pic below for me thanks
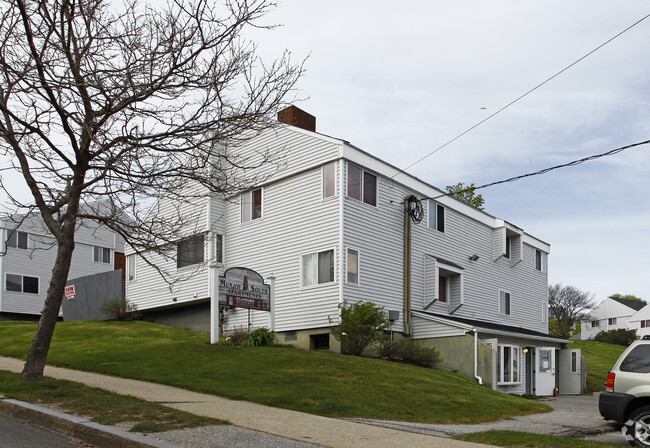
[469,254,479,262]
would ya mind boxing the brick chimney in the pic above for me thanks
[277,106,316,132]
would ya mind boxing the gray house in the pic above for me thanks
[127,106,579,395]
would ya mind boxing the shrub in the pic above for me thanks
[99,297,139,321]
[222,326,251,345]
[594,328,638,346]
[379,338,442,368]
[241,327,276,347]
[330,300,391,356]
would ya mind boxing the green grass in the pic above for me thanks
[0,320,551,424]
[454,430,620,447]
[572,341,627,393]
[0,370,227,433]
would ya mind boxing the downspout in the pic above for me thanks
[474,329,483,385]
[403,202,412,335]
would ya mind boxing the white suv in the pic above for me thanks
[599,339,650,446]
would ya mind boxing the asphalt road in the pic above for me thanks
[0,413,94,448]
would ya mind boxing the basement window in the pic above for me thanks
[310,333,330,351]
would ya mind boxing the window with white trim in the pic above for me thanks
[504,236,511,259]
[6,230,28,249]
[591,320,600,328]
[215,234,224,264]
[346,248,359,284]
[5,273,39,294]
[127,255,136,282]
[428,201,445,232]
[499,290,511,316]
[302,249,334,287]
[535,249,547,272]
[177,234,204,268]
[93,246,111,264]
[347,164,376,206]
[609,317,617,326]
[497,345,521,384]
[323,162,336,199]
[241,188,262,222]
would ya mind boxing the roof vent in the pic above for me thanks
[277,105,316,132]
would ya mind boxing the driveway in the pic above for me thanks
[348,394,629,446]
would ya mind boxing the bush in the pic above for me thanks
[379,338,442,368]
[594,328,638,346]
[99,297,139,321]
[241,327,276,347]
[330,300,391,356]
[222,326,251,345]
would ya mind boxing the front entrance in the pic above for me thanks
[535,347,556,396]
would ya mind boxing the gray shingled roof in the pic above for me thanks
[611,297,647,312]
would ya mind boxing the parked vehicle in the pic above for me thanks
[599,338,650,446]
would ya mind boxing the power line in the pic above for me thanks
[393,12,650,179]
[430,139,650,200]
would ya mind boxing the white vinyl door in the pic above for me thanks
[535,347,556,396]
[559,349,582,394]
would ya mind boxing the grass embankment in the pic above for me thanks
[0,370,226,433]
[572,341,627,393]
[0,320,550,424]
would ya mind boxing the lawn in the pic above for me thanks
[454,430,621,448]
[572,340,627,393]
[0,320,550,424]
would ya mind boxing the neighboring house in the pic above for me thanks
[581,297,646,341]
[0,210,125,319]
[622,302,650,339]
[127,106,580,396]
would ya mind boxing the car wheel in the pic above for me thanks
[623,406,650,447]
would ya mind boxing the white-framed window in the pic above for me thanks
[177,234,204,268]
[641,320,650,328]
[497,345,521,384]
[609,317,617,326]
[535,249,547,272]
[241,188,263,222]
[93,246,111,264]
[592,320,600,328]
[301,249,334,287]
[347,164,377,206]
[215,234,224,264]
[499,290,511,316]
[127,255,136,282]
[6,230,28,249]
[428,201,445,232]
[5,273,39,294]
[346,248,359,284]
[323,162,336,199]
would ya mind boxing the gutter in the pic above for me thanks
[474,329,483,385]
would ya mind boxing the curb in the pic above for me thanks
[0,396,179,448]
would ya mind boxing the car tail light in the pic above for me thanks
[606,372,615,392]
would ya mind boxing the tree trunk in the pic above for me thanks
[21,231,76,382]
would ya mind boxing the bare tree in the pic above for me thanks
[0,0,304,381]
[548,283,595,338]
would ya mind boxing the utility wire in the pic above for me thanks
[430,139,650,200]
[393,12,650,179]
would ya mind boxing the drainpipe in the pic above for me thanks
[474,329,483,385]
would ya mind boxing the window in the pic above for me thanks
[5,274,39,294]
[347,164,376,206]
[642,320,650,328]
[302,249,334,287]
[6,230,28,249]
[177,234,204,268]
[504,236,511,259]
[127,255,136,282]
[323,162,336,198]
[241,188,262,222]
[497,345,521,384]
[620,345,650,373]
[592,320,600,328]
[93,246,111,264]
[609,317,617,326]
[215,234,224,264]
[535,249,547,272]
[499,290,511,316]
[428,201,445,232]
[438,276,448,303]
[346,248,359,284]
[423,256,464,311]
[542,300,548,323]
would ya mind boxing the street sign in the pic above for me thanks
[65,285,76,301]
[219,267,270,311]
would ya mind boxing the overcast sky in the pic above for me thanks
[250,1,650,304]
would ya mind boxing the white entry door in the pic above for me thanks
[558,349,582,394]
[535,347,556,396]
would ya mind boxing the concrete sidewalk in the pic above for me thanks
[0,356,488,448]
